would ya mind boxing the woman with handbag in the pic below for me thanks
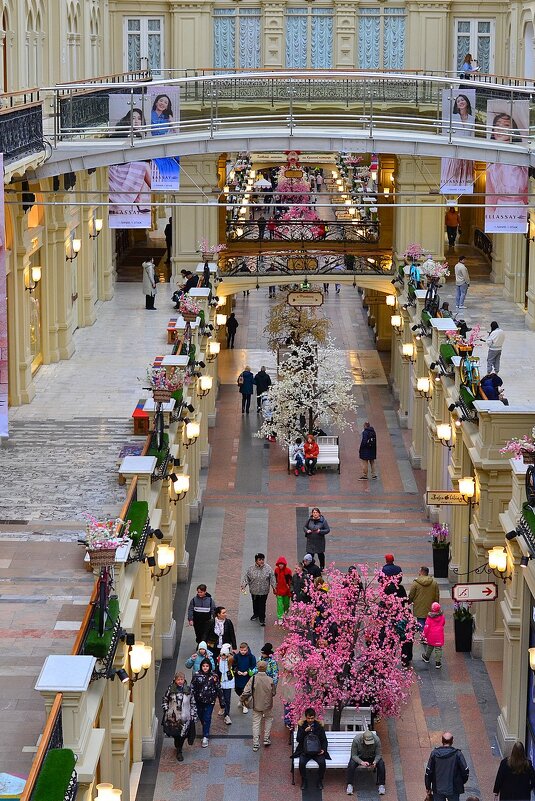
[161,672,198,761]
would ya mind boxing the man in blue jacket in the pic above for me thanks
[425,732,469,801]
[358,421,377,480]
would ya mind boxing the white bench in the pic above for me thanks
[291,730,377,784]
[288,435,340,473]
[323,706,373,732]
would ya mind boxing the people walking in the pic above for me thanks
[257,214,266,241]
[268,216,276,239]
[203,606,237,660]
[454,256,470,310]
[381,553,402,578]
[234,642,257,713]
[408,566,440,630]
[290,437,306,476]
[493,740,535,800]
[216,643,235,725]
[226,312,239,349]
[259,643,279,688]
[187,584,216,643]
[253,366,272,412]
[191,658,224,747]
[346,729,386,796]
[142,258,157,310]
[274,557,293,623]
[486,321,505,374]
[425,732,469,801]
[293,707,330,790]
[164,216,172,264]
[237,365,254,414]
[422,602,446,668]
[445,207,461,248]
[241,553,276,626]
[162,671,198,761]
[241,661,276,751]
[303,507,330,570]
[359,421,377,480]
[184,641,215,675]
[304,433,320,475]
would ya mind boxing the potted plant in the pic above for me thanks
[178,295,201,323]
[430,522,450,578]
[420,258,450,286]
[453,602,474,652]
[500,428,535,464]
[83,515,130,568]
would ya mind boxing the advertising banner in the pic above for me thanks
[440,88,476,194]
[485,99,529,234]
[152,156,180,191]
[109,162,152,229]
[0,153,7,437]
[109,86,180,138]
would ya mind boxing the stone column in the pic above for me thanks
[261,2,285,68]
[333,2,356,68]
[173,156,219,282]
[393,157,444,261]
[409,337,428,469]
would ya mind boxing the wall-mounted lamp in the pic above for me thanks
[487,546,512,582]
[216,313,227,327]
[66,238,81,261]
[458,476,475,502]
[207,341,220,362]
[170,473,190,504]
[383,187,390,196]
[216,296,226,308]
[402,342,415,363]
[111,640,152,687]
[529,647,535,671]
[89,217,103,239]
[390,314,402,334]
[525,214,535,243]
[184,419,200,448]
[152,544,175,580]
[385,294,396,307]
[436,423,453,450]
[96,784,122,801]
[521,555,533,568]
[198,374,213,397]
[416,376,431,399]
[24,265,42,293]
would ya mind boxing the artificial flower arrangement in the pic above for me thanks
[420,258,450,281]
[84,514,131,551]
[453,601,474,622]
[446,324,481,348]
[197,238,227,257]
[178,294,201,317]
[403,243,429,262]
[346,154,364,166]
[500,427,535,458]
[430,522,449,549]
[146,366,189,392]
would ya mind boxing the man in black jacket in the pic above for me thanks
[294,708,330,790]
[203,606,237,659]
[187,584,216,643]
[292,554,322,602]
[253,366,272,412]
[425,732,469,801]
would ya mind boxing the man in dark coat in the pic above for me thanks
[237,365,254,413]
[293,707,330,790]
[359,421,377,480]
[425,732,469,801]
[187,584,216,643]
[292,555,321,602]
[164,216,172,264]
[253,366,272,412]
[226,313,239,349]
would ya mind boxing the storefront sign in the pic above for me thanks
[426,490,468,506]
[0,153,7,438]
[287,291,324,307]
[284,169,303,179]
[452,582,498,602]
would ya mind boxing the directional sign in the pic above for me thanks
[426,490,468,506]
[287,291,324,307]
[452,582,498,602]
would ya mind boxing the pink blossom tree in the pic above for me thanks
[276,565,417,728]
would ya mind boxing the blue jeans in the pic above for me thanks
[295,453,304,469]
[197,702,214,737]
[221,688,232,716]
[455,282,468,308]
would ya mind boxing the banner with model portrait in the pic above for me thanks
[108,87,180,139]
[0,153,7,437]
[108,162,152,229]
[440,88,476,194]
[485,99,529,234]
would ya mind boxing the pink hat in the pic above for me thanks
[431,602,441,613]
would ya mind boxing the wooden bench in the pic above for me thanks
[291,730,377,784]
[288,435,340,473]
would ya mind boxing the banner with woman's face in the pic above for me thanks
[440,89,477,195]
[108,162,152,229]
[484,100,529,234]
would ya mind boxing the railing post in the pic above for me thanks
[289,78,294,136]
[210,82,214,139]
[53,89,58,148]
[130,88,135,147]
[448,84,453,144]
[369,82,373,138]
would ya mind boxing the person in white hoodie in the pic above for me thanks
[486,321,505,374]
[216,644,235,725]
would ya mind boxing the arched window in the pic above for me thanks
[66,1,81,81]
[1,7,10,92]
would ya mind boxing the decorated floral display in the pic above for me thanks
[429,522,449,549]
[277,207,324,240]
[178,295,201,317]
[84,514,130,551]
[197,238,226,257]
[403,243,429,262]
[146,366,188,392]
[420,258,450,281]
[453,601,473,622]
[500,427,535,458]
[446,324,481,348]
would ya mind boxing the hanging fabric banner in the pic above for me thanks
[484,99,529,234]
[440,88,476,194]
[0,153,7,438]
[440,159,474,195]
[108,162,152,229]
[152,157,180,191]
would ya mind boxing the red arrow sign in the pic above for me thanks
[452,582,498,602]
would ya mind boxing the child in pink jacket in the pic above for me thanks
[422,602,445,669]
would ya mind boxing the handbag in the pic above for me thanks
[242,675,255,708]
[162,716,181,738]
[304,732,322,755]
[237,374,244,386]
[187,720,196,745]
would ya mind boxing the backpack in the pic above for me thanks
[237,374,244,386]
[368,432,376,447]
[304,732,322,755]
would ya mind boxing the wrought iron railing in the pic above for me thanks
[0,89,44,164]
[221,250,393,278]
[226,218,380,244]
[474,228,493,259]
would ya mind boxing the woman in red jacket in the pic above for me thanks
[422,602,445,669]
[304,434,320,476]
[274,556,292,624]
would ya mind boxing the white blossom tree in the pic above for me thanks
[256,339,357,444]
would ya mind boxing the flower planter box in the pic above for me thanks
[181,311,198,322]
[432,545,450,578]
[521,449,535,464]
[87,547,118,568]
[153,388,172,403]
[454,617,473,652]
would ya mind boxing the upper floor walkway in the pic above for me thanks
[2,70,535,179]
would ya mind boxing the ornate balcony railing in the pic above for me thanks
[226,218,380,244]
[221,250,393,278]
[0,89,44,164]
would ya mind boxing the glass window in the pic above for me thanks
[454,19,495,74]
[358,8,405,70]
[124,17,164,75]
[285,8,333,69]
[214,8,261,70]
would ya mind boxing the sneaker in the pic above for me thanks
[301,466,306,473]
[295,469,299,476]
[202,737,209,747]
[378,785,386,795]
[422,654,430,663]
[176,750,184,762]
[242,706,248,714]
[435,662,442,669]
[358,476,368,480]
[250,615,258,621]
[260,621,266,627]
[346,785,354,795]
[372,475,378,479]
[253,743,260,752]
[224,715,232,725]
[264,739,271,746]
[218,709,225,716]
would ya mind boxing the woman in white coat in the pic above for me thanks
[142,258,157,309]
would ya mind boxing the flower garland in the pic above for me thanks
[446,324,481,348]
[84,514,131,551]
[500,428,535,457]
[420,258,450,281]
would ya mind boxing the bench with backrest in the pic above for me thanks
[288,435,340,473]
[322,706,373,732]
[291,730,377,784]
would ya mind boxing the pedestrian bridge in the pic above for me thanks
[32,70,535,178]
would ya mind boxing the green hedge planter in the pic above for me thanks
[33,748,76,801]
[123,500,149,546]
[459,384,476,410]
[439,343,456,364]
[171,388,183,405]
[84,597,119,659]
[147,435,169,468]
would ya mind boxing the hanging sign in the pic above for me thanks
[452,583,498,602]
[426,490,468,506]
[287,291,324,307]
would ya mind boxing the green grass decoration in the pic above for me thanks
[83,597,120,659]
[33,748,76,801]
[123,500,149,546]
